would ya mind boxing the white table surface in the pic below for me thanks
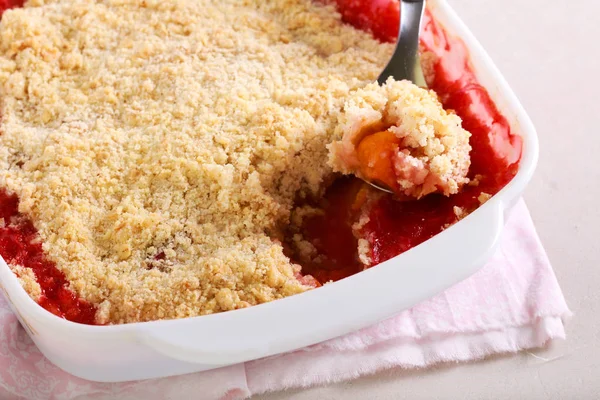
[256,0,600,398]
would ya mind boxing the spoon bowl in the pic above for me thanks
[364,0,427,194]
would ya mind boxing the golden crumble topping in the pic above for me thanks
[10,264,42,301]
[328,78,472,198]
[0,0,395,323]
[478,192,492,204]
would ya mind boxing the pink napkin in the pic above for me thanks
[0,199,570,400]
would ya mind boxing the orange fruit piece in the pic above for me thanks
[356,130,400,191]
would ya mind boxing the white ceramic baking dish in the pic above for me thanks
[0,0,538,383]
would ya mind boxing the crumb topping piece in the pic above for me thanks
[328,78,472,198]
[0,0,393,323]
[10,264,42,301]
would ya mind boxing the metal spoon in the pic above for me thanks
[365,0,427,193]
[378,0,427,87]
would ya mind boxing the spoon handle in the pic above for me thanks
[377,0,427,87]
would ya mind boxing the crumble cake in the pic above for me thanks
[0,0,523,325]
